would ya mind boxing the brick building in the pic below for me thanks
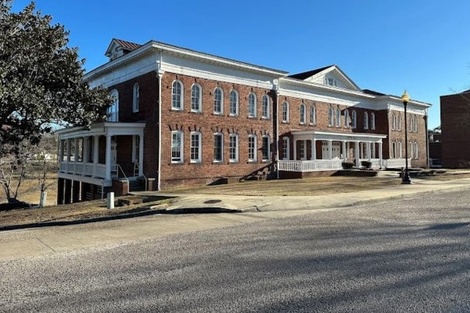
[56,39,430,203]
[440,89,470,168]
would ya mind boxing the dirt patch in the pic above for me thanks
[1,170,470,228]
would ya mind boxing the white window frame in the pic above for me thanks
[262,135,270,162]
[229,90,239,116]
[335,107,341,127]
[229,134,239,163]
[132,83,139,113]
[248,134,257,162]
[351,110,357,129]
[309,105,316,125]
[172,80,183,111]
[171,131,184,163]
[190,131,202,163]
[300,103,306,124]
[262,95,270,119]
[344,110,350,128]
[248,93,257,118]
[364,112,369,130]
[282,137,290,160]
[191,84,202,113]
[414,141,419,159]
[213,87,223,115]
[213,133,223,163]
[328,106,334,126]
[282,102,289,123]
[107,89,119,122]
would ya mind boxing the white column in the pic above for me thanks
[83,137,89,163]
[58,139,63,163]
[74,138,79,162]
[342,141,347,161]
[293,140,297,160]
[379,142,383,168]
[327,140,333,160]
[355,141,360,167]
[105,135,112,181]
[312,139,316,160]
[367,142,371,160]
[93,135,99,177]
[138,134,144,176]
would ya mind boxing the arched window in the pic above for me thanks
[248,93,257,117]
[364,112,369,129]
[344,110,350,127]
[107,89,119,122]
[328,106,334,126]
[300,103,306,124]
[351,110,357,128]
[172,80,183,110]
[282,101,289,122]
[392,113,396,130]
[309,105,316,125]
[214,87,223,114]
[262,95,270,118]
[335,107,341,127]
[371,112,376,130]
[132,83,139,112]
[191,84,202,112]
[229,90,238,116]
[413,141,419,159]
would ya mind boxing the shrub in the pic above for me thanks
[342,162,354,169]
[361,160,372,169]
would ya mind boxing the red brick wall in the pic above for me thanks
[441,91,470,167]
[159,72,275,188]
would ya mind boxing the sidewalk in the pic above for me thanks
[2,174,470,261]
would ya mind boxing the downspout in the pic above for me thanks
[424,109,429,168]
[157,56,164,191]
[273,79,280,180]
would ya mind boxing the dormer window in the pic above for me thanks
[326,77,337,87]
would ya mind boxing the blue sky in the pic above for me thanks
[12,0,470,129]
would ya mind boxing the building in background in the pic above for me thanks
[440,90,470,168]
[56,39,431,203]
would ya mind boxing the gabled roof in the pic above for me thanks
[288,65,333,80]
[105,38,142,60]
[288,65,361,91]
[113,39,142,51]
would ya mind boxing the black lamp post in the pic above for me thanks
[401,90,411,184]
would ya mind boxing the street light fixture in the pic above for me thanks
[401,90,411,184]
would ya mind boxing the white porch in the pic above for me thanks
[56,122,146,187]
[279,130,398,172]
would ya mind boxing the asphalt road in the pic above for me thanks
[1,189,470,312]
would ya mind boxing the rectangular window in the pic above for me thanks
[248,135,257,162]
[171,131,183,163]
[282,137,289,160]
[262,136,270,161]
[190,132,201,163]
[132,135,140,163]
[229,134,238,162]
[299,140,305,160]
[214,133,223,162]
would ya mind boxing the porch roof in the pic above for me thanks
[292,130,387,142]
[55,122,146,140]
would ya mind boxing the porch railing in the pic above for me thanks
[278,159,343,172]
[59,162,107,179]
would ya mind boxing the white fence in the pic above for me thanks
[59,162,107,179]
[278,159,343,172]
